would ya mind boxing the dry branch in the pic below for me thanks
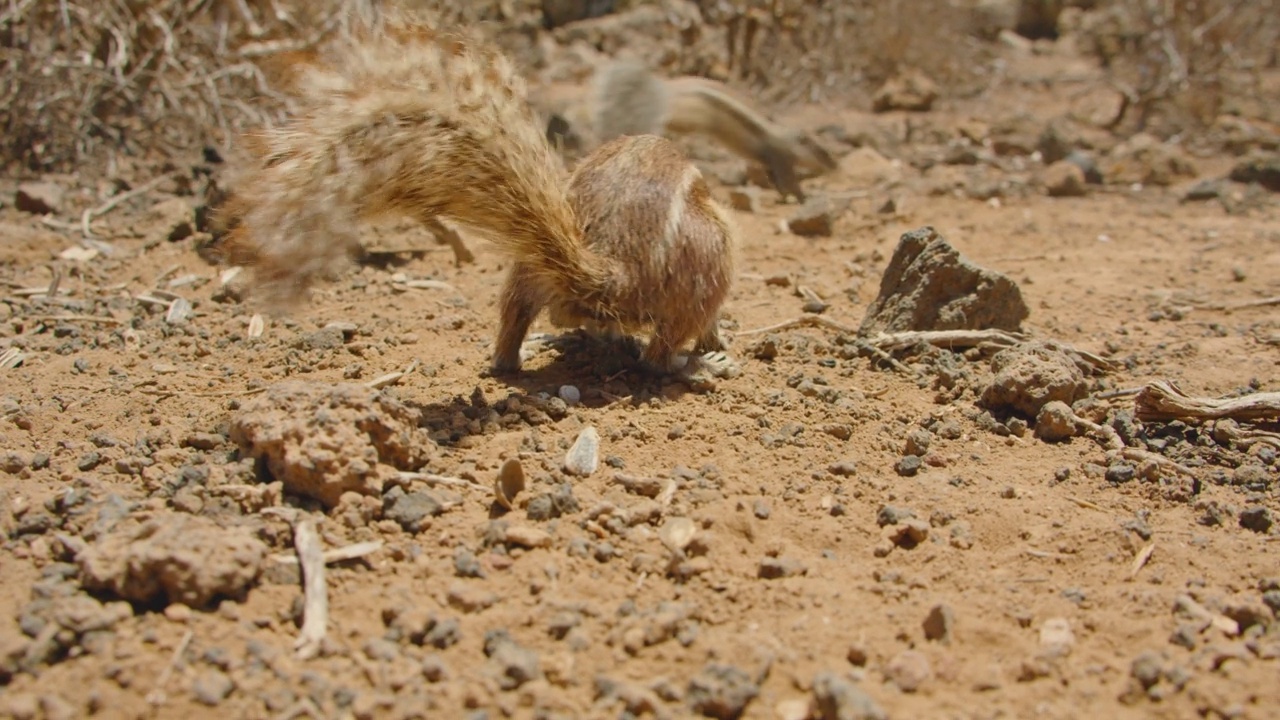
[1135,380,1280,423]
[292,516,327,660]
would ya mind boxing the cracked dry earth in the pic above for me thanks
[2,38,1279,720]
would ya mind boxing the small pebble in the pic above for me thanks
[923,604,954,643]
[895,455,922,477]
[558,385,581,405]
[191,669,235,706]
[563,426,600,477]
[884,650,931,693]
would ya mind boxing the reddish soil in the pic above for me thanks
[1,16,1277,720]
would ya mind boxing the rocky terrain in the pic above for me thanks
[1,2,1278,719]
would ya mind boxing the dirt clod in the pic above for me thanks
[229,381,433,507]
[980,342,1089,417]
[812,672,887,720]
[77,513,267,608]
[687,663,760,719]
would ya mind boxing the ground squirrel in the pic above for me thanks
[222,12,740,379]
[583,61,837,202]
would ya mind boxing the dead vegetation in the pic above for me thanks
[693,0,996,105]
[1083,0,1280,134]
[0,0,347,173]
[0,0,537,174]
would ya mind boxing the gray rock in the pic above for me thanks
[687,663,759,719]
[1130,650,1165,690]
[859,227,1028,336]
[453,547,485,578]
[191,669,235,706]
[894,455,922,477]
[383,487,443,533]
[903,429,932,456]
[1240,506,1274,533]
[811,672,887,720]
[876,505,916,527]
[484,632,541,691]
[14,182,64,215]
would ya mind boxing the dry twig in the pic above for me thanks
[1130,543,1156,579]
[1135,380,1280,423]
[272,540,383,566]
[292,516,327,660]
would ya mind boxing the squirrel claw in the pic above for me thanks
[668,351,741,384]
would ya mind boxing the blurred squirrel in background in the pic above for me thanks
[546,60,837,202]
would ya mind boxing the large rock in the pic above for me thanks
[230,382,434,508]
[859,227,1029,336]
[78,513,267,608]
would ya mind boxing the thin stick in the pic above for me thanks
[81,172,177,239]
[293,516,327,660]
[365,359,420,389]
[145,629,194,706]
[1129,543,1155,579]
[1097,386,1145,400]
[738,314,857,336]
[1067,496,1108,512]
[1202,296,1280,311]
[272,540,384,566]
[28,314,125,325]
[396,471,486,489]
[867,328,1027,352]
[1025,548,1074,560]
[1121,447,1198,478]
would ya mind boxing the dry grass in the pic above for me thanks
[0,0,537,175]
[1085,0,1279,134]
[693,0,995,106]
[0,0,371,173]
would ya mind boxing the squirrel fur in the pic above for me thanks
[223,12,740,377]
[584,61,837,201]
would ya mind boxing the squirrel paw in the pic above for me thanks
[670,351,741,383]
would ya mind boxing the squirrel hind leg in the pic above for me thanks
[420,215,475,266]
[492,264,547,374]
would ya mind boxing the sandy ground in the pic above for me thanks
[1,22,1278,720]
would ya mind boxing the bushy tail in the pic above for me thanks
[226,11,607,308]
[592,60,670,143]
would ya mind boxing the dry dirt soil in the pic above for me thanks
[1,18,1279,720]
